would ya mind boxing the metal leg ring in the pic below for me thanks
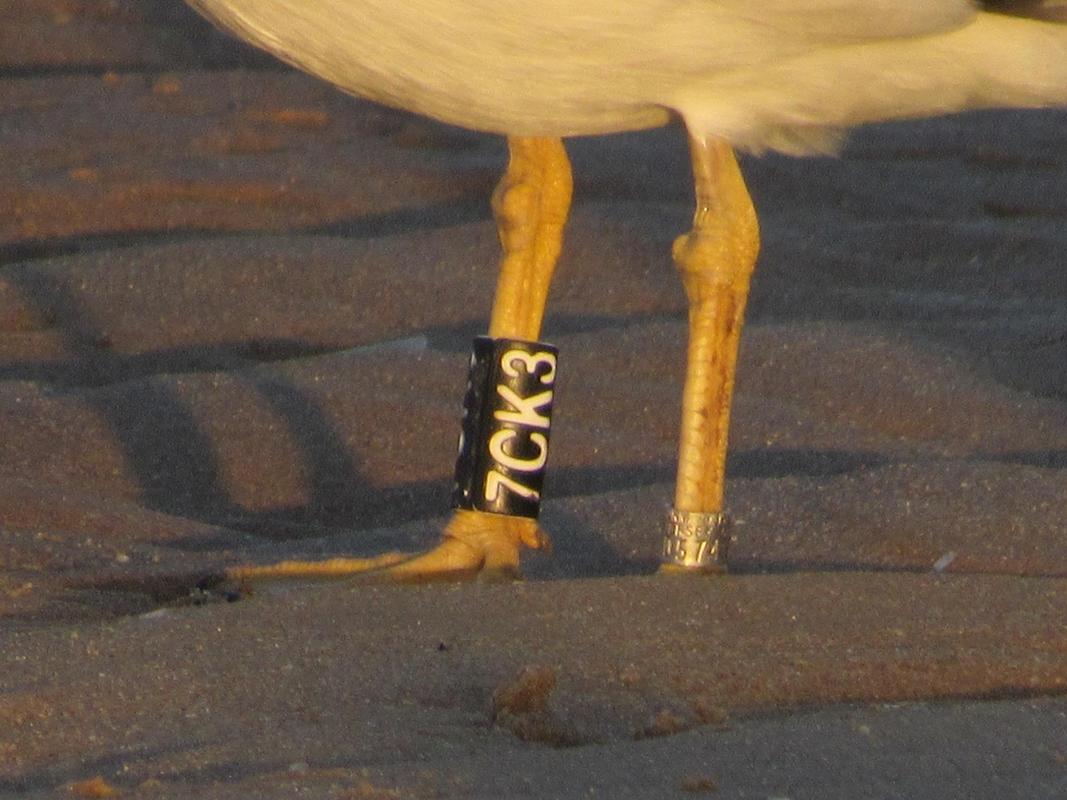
[661,509,730,570]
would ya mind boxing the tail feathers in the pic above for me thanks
[687,12,1067,156]
[983,1,1067,23]
[962,14,1067,109]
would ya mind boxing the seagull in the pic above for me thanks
[185,0,1067,581]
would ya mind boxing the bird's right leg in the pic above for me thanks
[227,137,572,584]
[385,135,572,580]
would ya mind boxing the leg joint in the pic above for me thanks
[672,222,759,299]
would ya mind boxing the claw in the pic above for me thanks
[225,509,549,584]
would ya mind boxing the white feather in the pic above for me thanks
[187,0,1067,153]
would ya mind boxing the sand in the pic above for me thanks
[1,2,1065,798]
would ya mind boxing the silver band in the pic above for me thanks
[661,509,730,570]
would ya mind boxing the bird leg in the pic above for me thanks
[661,135,759,573]
[227,137,572,584]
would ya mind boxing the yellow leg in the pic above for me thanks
[661,135,759,573]
[228,137,572,584]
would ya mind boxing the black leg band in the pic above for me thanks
[452,336,557,518]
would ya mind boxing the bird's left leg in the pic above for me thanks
[227,137,571,584]
[661,134,759,573]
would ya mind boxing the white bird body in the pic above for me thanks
[188,0,1067,152]
[187,0,1067,579]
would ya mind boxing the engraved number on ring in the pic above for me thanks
[483,349,556,506]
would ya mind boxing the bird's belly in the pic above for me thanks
[186,0,672,137]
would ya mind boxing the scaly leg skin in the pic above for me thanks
[660,135,759,575]
[227,137,572,585]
